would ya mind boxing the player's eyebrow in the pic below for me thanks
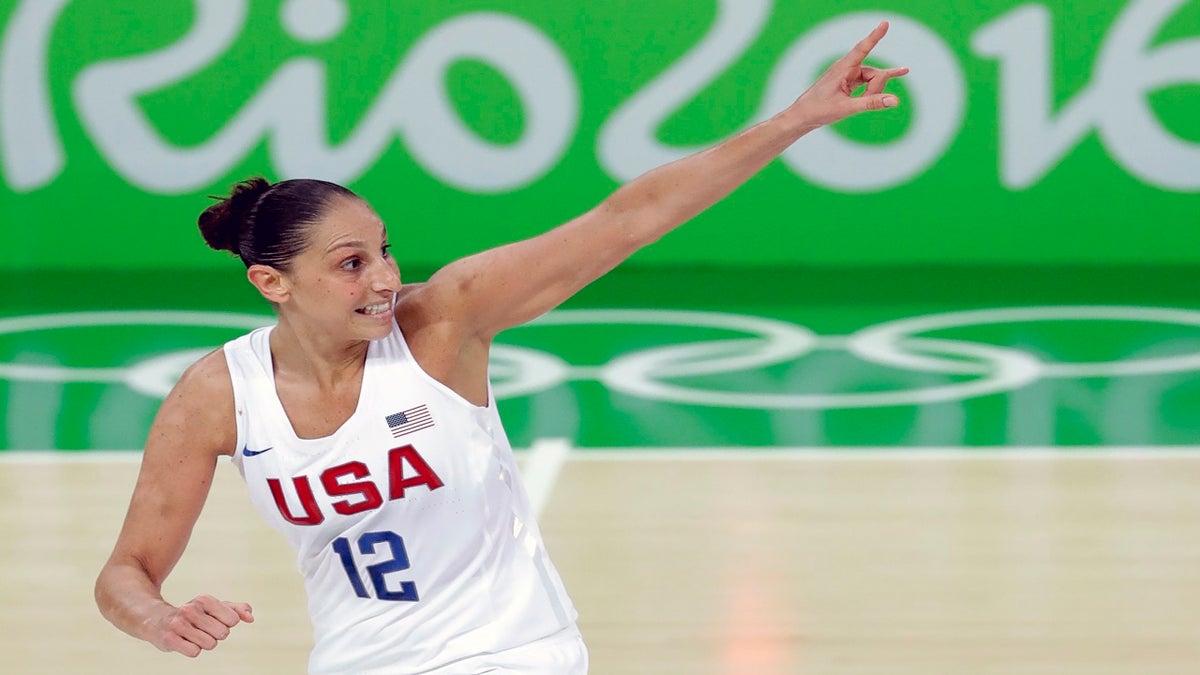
[324,240,368,255]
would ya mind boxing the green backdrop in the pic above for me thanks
[1,0,1197,271]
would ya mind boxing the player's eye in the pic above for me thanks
[340,257,361,271]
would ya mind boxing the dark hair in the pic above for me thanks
[198,177,358,270]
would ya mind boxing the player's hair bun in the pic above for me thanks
[198,177,272,255]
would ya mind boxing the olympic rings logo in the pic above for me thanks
[1,306,1197,411]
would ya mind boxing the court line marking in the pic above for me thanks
[3,445,1200,464]
[0,451,148,463]
[566,447,1200,461]
[521,438,572,518]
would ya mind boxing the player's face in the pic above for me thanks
[281,196,401,340]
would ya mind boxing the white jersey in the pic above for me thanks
[225,320,578,674]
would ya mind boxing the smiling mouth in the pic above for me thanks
[356,301,391,316]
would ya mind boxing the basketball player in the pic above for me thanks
[95,22,907,674]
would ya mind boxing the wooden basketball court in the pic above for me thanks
[2,447,1198,674]
[3,262,1199,673]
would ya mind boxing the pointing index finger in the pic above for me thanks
[847,21,890,64]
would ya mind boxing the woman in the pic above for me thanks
[95,22,907,674]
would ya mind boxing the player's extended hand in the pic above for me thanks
[148,594,254,657]
[790,21,910,127]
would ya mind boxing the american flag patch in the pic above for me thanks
[386,405,434,438]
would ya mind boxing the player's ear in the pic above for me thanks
[247,264,291,304]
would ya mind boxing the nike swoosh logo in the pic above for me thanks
[242,446,273,457]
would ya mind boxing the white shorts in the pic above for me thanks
[422,627,588,675]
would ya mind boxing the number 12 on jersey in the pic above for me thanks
[332,530,420,601]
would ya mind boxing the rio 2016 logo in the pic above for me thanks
[1,0,1198,196]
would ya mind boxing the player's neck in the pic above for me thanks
[268,319,369,390]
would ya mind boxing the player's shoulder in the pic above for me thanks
[174,347,233,400]
[140,348,236,460]
[394,282,429,313]
[150,348,237,454]
[393,282,446,333]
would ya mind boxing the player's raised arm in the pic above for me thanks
[94,351,254,658]
[425,21,908,338]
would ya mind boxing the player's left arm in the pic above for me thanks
[425,21,907,340]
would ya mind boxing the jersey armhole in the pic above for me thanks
[387,316,493,411]
[223,342,249,471]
